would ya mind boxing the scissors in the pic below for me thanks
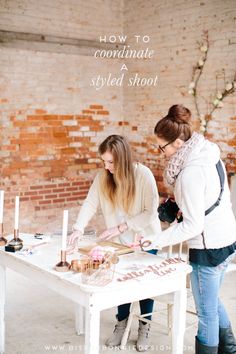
[139,239,152,251]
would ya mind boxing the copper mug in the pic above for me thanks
[71,257,90,272]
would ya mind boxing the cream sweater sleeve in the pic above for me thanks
[73,174,100,233]
[126,166,160,231]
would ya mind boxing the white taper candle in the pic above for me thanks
[62,210,68,251]
[14,196,20,230]
[0,190,4,224]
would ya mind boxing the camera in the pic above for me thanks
[158,198,181,223]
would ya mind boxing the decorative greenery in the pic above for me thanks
[188,31,236,134]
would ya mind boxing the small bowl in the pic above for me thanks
[71,257,90,272]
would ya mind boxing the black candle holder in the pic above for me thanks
[0,223,7,246]
[5,229,23,252]
[54,250,70,272]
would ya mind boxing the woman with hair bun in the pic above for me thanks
[68,134,161,351]
[151,105,236,354]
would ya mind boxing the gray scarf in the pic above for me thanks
[164,132,204,187]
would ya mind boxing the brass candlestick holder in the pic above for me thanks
[0,223,7,246]
[5,229,23,252]
[55,250,70,272]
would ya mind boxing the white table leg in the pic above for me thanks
[84,307,100,354]
[171,281,187,354]
[120,303,134,349]
[0,265,6,354]
[75,304,85,335]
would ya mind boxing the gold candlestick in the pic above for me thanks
[54,250,70,272]
[0,223,7,246]
[5,229,23,252]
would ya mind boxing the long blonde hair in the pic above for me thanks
[98,135,135,213]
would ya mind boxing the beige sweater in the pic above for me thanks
[73,163,162,246]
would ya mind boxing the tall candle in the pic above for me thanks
[0,190,4,224]
[14,196,20,230]
[62,210,68,250]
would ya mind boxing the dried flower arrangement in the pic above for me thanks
[188,31,236,134]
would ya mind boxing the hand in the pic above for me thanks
[99,226,120,241]
[128,235,143,250]
[67,230,82,246]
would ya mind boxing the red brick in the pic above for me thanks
[39,200,52,205]
[72,181,84,186]
[10,139,20,144]
[38,190,50,195]
[30,185,43,190]
[53,132,67,138]
[2,168,14,176]
[53,198,65,203]
[14,121,41,127]
[82,163,97,169]
[52,188,65,193]
[76,194,87,199]
[79,120,92,125]
[89,105,104,109]
[31,195,44,200]
[27,115,41,121]
[42,115,59,120]
[66,196,79,201]
[47,121,62,126]
[45,194,57,199]
[228,140,236,146]
[96,110,109,115]
[75,158,88,164]
[34,109,47,114]
[19,143,41,151]
[1,145,18,151]
[82,110,95,114]
[89,126,102,132]
[25,191,38,196]
[66,187,78,191]
[61,148,76,154]
[75,115,92,120]
[59,115,74,120]
[58,183,70,187]
[79,185,90,190]
[72,191,87,196]
[59,192,71,197]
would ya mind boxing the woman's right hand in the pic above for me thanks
[67,230,82,246]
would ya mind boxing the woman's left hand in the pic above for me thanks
[99,226,120,240]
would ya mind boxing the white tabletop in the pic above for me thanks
[0,233,192,354]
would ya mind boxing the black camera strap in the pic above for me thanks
[201,159,225,249]
[204,160,225,216]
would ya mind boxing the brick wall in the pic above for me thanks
[0,0,235,233]
[0,0,123,40]
[123,0,236,197]
[0,0,124,234]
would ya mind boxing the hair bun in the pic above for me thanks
[167,104,191,124]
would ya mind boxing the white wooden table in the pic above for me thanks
[0,233,191,354]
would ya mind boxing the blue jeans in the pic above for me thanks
[117,249,157,322]
[190,255,234,346]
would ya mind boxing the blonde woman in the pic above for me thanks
[68,134,161,351]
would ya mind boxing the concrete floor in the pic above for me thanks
[4,254,236,354]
